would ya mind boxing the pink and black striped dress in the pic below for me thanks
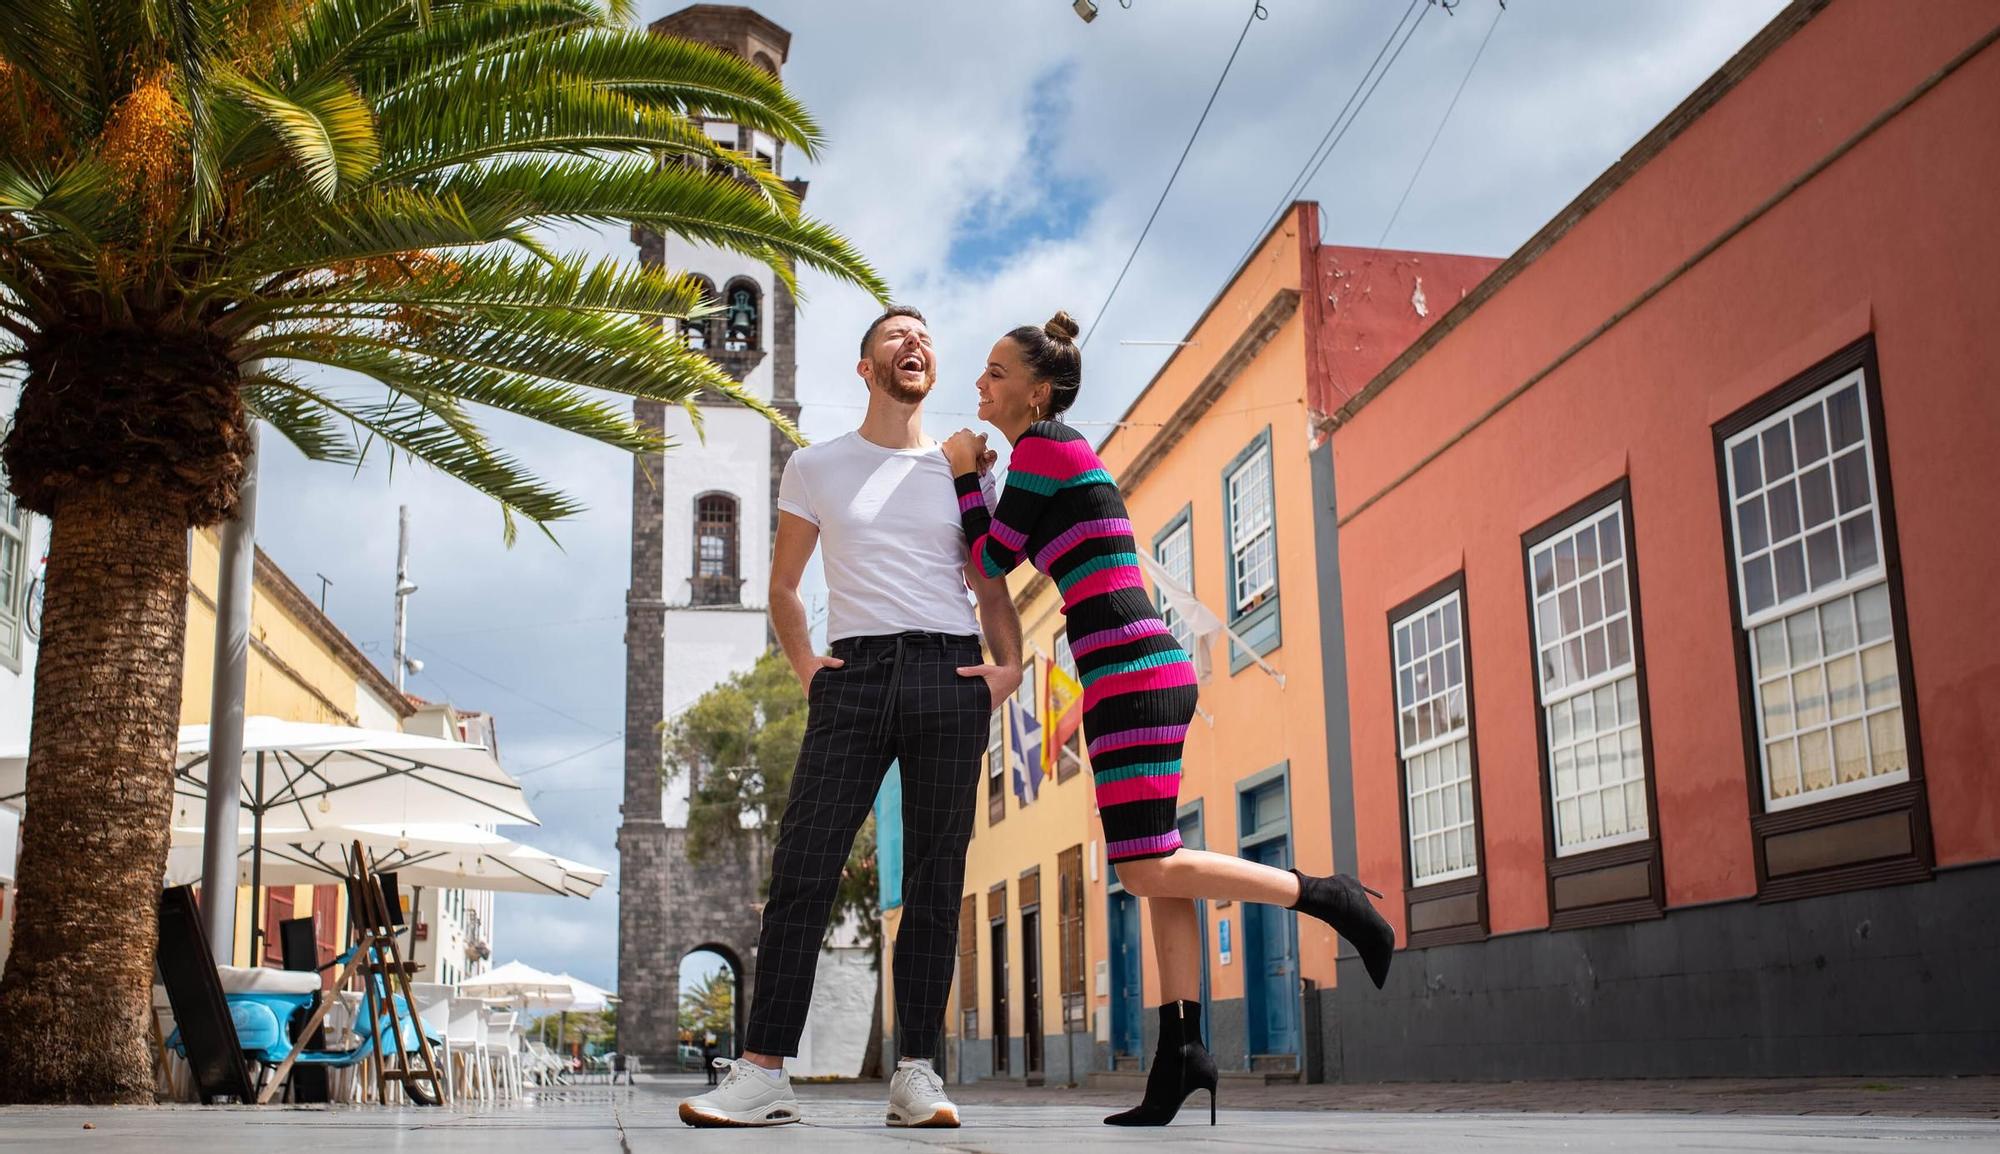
[954,420,1199,863]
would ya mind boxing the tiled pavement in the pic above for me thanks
[1,1074,1995,1153]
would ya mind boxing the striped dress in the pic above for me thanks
[954,420,1199,863]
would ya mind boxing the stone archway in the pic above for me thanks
[679,942,749,1059]
[617,822,765,1068]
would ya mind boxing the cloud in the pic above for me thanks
[243,0,1784,990]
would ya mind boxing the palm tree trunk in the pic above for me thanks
[0,484,194,1104]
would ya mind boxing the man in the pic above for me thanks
[679,306,1023,1129]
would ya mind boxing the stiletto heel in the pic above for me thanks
[1104,1001,1219,1127]
[1291,868,1397,989]
[1362,883,1383,899]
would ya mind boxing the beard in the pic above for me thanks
[868,354,936,404]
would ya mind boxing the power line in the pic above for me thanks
[1292,0,1436,201]
[1080,0,1268,350]
[1368,0,1506,254]
[1227,0,1426,278]
[514,733,626,779]
[1330,0,1505,402]
[409,642,619,737]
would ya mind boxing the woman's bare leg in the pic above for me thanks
[1116,848,1303,908]
[1146,896,1203,1005]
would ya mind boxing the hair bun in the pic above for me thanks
[1043,310,1081,344]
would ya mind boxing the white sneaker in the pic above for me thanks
[886,1059,960,1128]
[678,1058,803,1127]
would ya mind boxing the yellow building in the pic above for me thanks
[180,528,414,969]
[882,203,1496,1084]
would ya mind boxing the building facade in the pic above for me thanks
[886,205,1493,1084]
[617,5,873,1076]
[1324,0,2000,1079]
[179,529,419,972]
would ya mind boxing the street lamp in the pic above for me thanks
[1073,0,1098,23]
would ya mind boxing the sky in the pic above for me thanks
[244,0,1787,995]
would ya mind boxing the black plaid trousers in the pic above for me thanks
[745,631,992,1060]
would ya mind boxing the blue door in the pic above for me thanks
[1107,890,1144,1061]
[1241,837,1299,1060]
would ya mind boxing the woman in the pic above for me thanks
[942,312,1395,1128]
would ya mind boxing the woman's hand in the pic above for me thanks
[942,428,988,476]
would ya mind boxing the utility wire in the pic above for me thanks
[1293,0,1435,202]
[1080,0,1267,350]
[514,733,626,779]
[1228,0,1426,278]
[1368,0,1505,255]
[410,641,619,737]
[1329,1,1506,402]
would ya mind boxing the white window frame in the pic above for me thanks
[1154,520,1195,654]
[1723,368,1908,812]
[1527,502,1649,856]
[1226,444,1275,613]
[1391,589,1478,886]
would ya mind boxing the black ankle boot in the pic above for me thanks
[1291,868,1395,988]
[1104,1000,1218,1127]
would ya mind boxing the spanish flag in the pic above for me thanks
[1044,654,1083,779]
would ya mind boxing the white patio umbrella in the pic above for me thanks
[0,716,537,961]
[461,959,574,1007]
[162,822,608,899]
[556,973,617,1013]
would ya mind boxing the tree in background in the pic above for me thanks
[678,967,734,1044]
[663,648,885,1078]
[0,0,885,1103]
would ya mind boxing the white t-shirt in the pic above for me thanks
[778,431,999,642]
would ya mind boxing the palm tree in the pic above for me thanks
[0,0,886,1103]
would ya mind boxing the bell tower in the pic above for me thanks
[617,4,805,1065]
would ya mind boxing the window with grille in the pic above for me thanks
[1227,444,1275,612]
[693,494,739,605]
[1723,369,1907,810]
[1155,520,1194,653]
[1392,590,1477,885]
[987,704,1006,825]
[1528,503,1650,855]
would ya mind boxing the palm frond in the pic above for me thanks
[219,250,709,336]
[240,371,363,463]
[371,76,798,212]
[215,67,381,200]
[379,26,824,156]
[438,158,887,301]
[253,370,584,537]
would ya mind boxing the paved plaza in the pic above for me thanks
[3,1075,1997,1153]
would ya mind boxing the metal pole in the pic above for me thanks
[249,752,264,965]
[200,422,259,960]
[393,505,413,694]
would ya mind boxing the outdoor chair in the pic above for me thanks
[486,1010,523,1100]
[276,916,332,1103]
[248,846,447,1105]
[446,996,490,1102]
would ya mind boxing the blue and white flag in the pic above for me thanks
[1008,696,1043,807]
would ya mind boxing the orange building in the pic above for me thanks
[1325,0,2000,1078]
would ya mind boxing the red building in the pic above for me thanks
[1322,0,2000,1078]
